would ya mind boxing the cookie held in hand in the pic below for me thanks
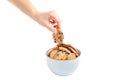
[53,29,64,44]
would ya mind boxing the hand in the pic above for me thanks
[34,11,61,33]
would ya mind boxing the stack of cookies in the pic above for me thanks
[48,28,80,60]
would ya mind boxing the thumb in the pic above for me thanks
[48,27,57,33]
[45,23,57,33]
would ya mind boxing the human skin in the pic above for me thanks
[8,0,61,33]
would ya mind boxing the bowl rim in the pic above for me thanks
[46,48,81,62]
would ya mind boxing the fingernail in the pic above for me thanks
[54,25,60,29]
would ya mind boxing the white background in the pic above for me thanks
[0,0,120,80]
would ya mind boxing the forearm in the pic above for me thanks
[8,0,38,19]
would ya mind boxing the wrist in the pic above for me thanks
[29,9,39,19]
[31,11,41,21]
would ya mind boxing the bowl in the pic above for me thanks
[46,49,81,76]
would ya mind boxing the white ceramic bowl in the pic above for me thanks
[46,49,81,76]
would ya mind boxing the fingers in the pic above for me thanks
[49,11,62,28]
[45,22,57,33]
[47,26,57,34]
[49,19,60,29]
